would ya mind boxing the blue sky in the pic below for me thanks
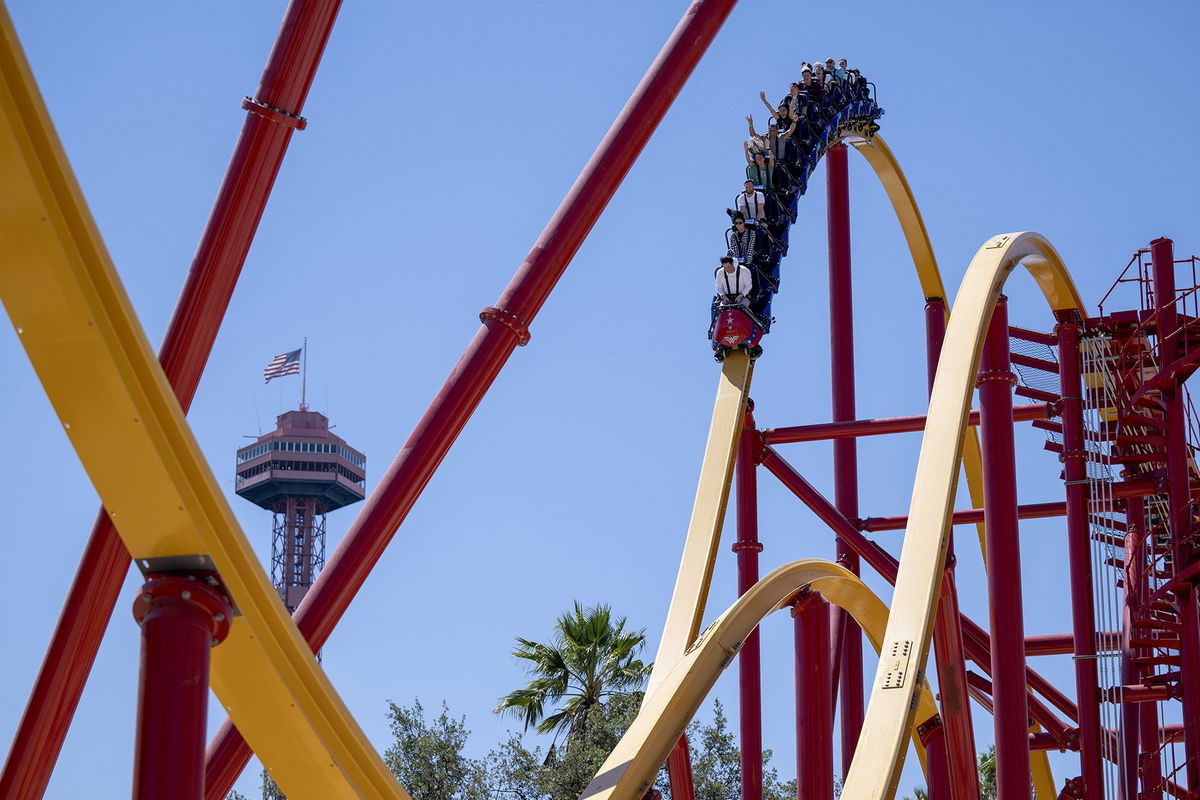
[2,1,1199,797]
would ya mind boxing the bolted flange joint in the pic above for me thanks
[915,713,942,746]
[241,97,307,130]
[133,572,234,647]
[1059,448,1090,464]
[787,587,823,616]
[480,306,531,346]
[730,541,764,553]
[975,368,1017,387]
[1062,775,1086,798]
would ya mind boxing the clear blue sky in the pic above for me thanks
[2,1,1199,797]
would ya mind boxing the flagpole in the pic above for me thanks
[301,337,307,411]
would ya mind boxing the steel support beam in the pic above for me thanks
[862,500,1067,533]
[1150,236,1200,788]
[762,404,1050,445]
[1120,508,1144,798]
[132,575,232,800]
[0,3,342,797]
[918,716,953,800]
[1128,497,1164,799]
[794,592,834,800]
[735,408,762,800]
[203,1,742,791]
[665,734,695,800]
[925,295,980,800]
[826,142,863,769]
[978,298,1030,800]
[1057,320,1105,797]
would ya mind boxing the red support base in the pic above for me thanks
[132,574,232,800]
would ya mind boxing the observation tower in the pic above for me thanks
[235,408,366,612]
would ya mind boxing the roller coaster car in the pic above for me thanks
[710,301,765,362]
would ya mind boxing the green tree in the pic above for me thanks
[225,792,249,800]
[486,691,650,800]
[383,699,486,800]
[495,602,651,744]
[261,768,285,799]
[978,745,997,800]
[900,788,928,800]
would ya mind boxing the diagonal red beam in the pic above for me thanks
[203,1,742,794]
[0,3,342,797]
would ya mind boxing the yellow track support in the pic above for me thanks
[648,351,752,696]
[840,232,1083,799]
[0,6,408,798]
[583,560,938,798]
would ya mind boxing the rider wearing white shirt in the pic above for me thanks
[736,180,767,224]
[715,256,753,306]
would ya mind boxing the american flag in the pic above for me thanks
[263,348,302,383]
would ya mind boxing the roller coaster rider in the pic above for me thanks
[707,58,882,363]
[715,256,752,307]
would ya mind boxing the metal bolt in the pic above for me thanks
[211,637,219,646]
[141,593,153,603]
[214,613,225,622]
[181,590,191,600]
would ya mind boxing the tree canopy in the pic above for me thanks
[495,602,651,743]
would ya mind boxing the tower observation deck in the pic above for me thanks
[235,409,365,612]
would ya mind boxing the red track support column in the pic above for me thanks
[735,406,763,800]
[1128,497,1163,799]
[666,735,696,800]
[794,592,834,800]
[918,716,953,800]
[1,3,344,797]
[925,297,947,395]
[826,141,864,771]
[203,2,742,793]
[926,296,981,800]
[131,575,232,800]
[1150,236,1200,787]
[1056,320,1104,796]
[978,298,1031,800]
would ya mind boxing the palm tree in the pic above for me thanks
[494,602,651,745]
